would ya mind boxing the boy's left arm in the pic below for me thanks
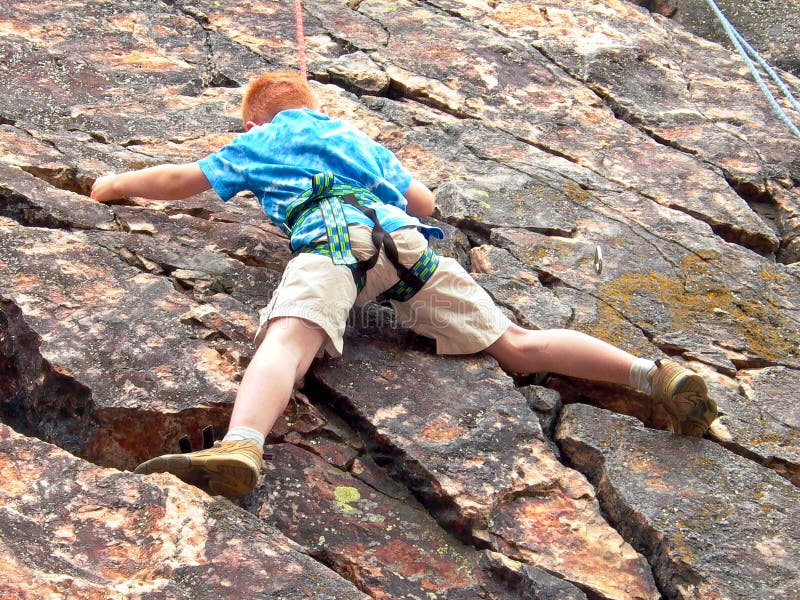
[91,162,211,202]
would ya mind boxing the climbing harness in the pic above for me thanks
[285,173,439,302]
[179,425,274,461]
[294,0,308,79]
[703,0,800,139]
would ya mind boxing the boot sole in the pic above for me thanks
[135,454,258,499]
[677,392,718,436]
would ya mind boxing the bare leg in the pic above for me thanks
[133,316,326,499]
[486,324,717,436]
[229,316,327,436]
[485,324,636,386]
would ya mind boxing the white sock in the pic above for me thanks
[223,426,265,447]
[629,358,657,395]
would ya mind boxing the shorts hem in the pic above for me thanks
[433,320,512,355]
[257,306,344,358]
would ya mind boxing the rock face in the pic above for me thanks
[556,404,800,600]
[633,0,800,76]
[0,423,368,599]
[1,0,799,598]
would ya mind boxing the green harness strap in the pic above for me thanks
[382,245,438,302]
[286,172,361,265]
[285,173,439,301]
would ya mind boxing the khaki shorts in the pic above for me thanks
[257,224,511,357]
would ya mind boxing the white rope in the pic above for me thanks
[730,26,800,115]
[702,0,800,139]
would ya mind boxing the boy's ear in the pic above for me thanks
[320,105,328,115]
[244,121,259,132]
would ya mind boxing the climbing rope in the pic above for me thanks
[703,0,800,139]
[294,0,308,79]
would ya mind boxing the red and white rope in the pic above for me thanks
[293,0,308,79]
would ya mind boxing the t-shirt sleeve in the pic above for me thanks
[197,138,249,202]
[371,142,413,198]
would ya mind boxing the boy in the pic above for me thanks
[91,72,718,499]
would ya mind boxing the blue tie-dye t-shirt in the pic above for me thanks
[198,108,443,250]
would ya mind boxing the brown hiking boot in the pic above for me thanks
[649,359,718,436]
[134,439,263,498]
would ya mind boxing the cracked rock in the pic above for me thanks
[556,403,800,600]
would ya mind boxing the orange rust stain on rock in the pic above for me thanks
[11,273,43,290]
[469,246,494,274]
[102,51,191,71]
[372,539,428,577]
[489,144,528,161]
[372,539,473,587]
[0,456,26,496]
[491,3,553,28]
[497,493,658,599]
[421,415,467,441]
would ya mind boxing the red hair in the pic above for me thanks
[241,72,319,125]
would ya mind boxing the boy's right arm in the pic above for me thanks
[404,179,436,217]
[91,162,211,202]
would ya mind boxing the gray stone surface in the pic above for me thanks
[313,335,659,599]
[0,423,368,599]
[1,0,799,597]
[556,403,800,599]
[632,0,800,75]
